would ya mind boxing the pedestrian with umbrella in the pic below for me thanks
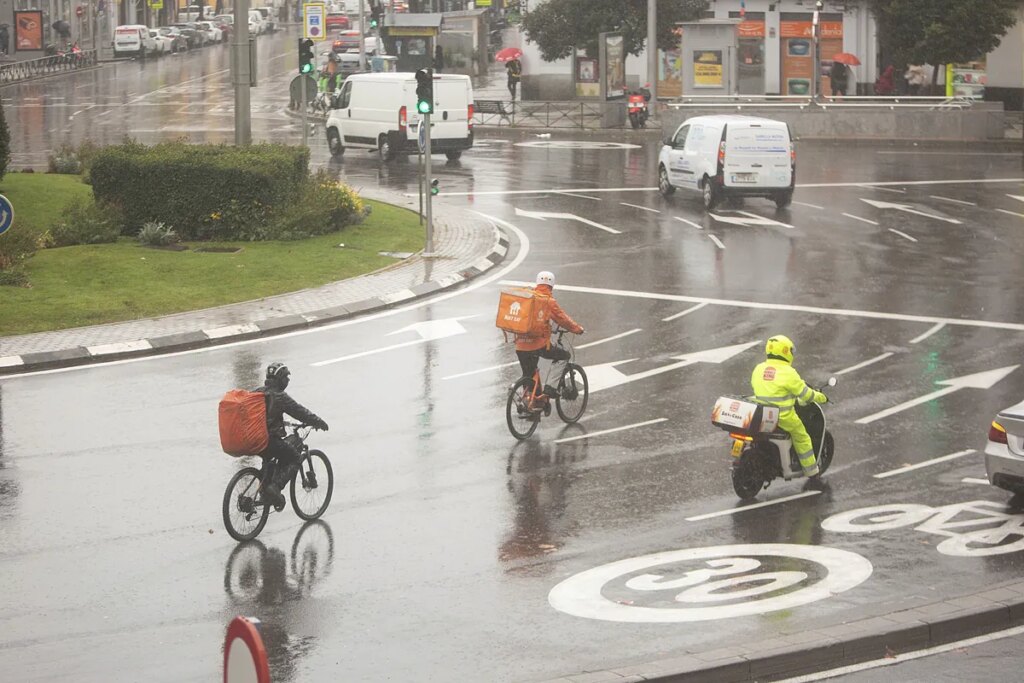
[496,47,522,101]
[829,52,860,98]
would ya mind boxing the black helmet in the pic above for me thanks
[266,362,291,389]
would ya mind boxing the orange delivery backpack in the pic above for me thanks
[495,288,552,339]
[218,389,270,457]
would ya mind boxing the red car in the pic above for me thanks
[326,13,350,31]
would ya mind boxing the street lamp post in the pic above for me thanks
[646,0,657,113]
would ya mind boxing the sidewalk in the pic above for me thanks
[0,193,509,374]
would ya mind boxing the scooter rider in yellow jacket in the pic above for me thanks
[750,335,828,477]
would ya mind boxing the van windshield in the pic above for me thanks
[726,126,790,157]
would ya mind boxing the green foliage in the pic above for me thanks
[263,171,366,241]
[136,221,179,246]
[50,197,121,246]
[522,0,707,61]
[89,142,310,241]
[0,99,9,182]
[0,226,38,286]
[869,0,1018,67]
[47,139,101,177]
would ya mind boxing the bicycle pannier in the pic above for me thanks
[496,288,551,336]
[219,389,269,457]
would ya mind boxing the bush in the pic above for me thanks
[47,140,100,176]
[0,226,38,286]
[0,100,9,182]
[89,142,310,240]
[263,172,365,240]
[136,221,178,246]
[50,198,121,246]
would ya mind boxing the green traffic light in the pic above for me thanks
[301,63,312,74]
[417,100,431,114]
[370,19,378,28]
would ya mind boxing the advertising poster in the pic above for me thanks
[658,48,683,98]
[693,50,723,88]
[604,34,625,99]
[14,11,44,51]
[575,56,599,97]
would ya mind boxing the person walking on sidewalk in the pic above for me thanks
[0,24,9,57]
[506,57,521,101]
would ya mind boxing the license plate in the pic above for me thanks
[731,439,745,457]
[731,173,757,184]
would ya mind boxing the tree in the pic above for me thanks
[869,0,1018,70]
[522,0,708,62]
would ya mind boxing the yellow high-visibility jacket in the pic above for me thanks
[750,359,826,411]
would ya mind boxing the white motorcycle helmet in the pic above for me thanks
[535,271,555,287]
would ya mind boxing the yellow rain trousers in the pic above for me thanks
[751,358,827,476]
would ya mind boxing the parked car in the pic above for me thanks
[986,400,1024,494]
[171,23,206,48]
[157,26,189,52]
[113,24,156,57]
[332,30,360,53]
[253,7,276,33]
[658,114,796,211]
[148,28,174,54]
[197,21,223,43]
[248,9,266,34]
[326,12,350,31]
[182,4,202,21]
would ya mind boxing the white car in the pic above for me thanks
[986,400,1024,494]
[197,21,222,43]
[658,114,795,211]
[148,28,174,54]
[248,9,266,34]
[113,24,157,57]
[253,7,276,33]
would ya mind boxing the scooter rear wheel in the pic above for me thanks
[817,432,835,476]
[732,449,764,500]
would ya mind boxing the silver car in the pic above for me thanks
[985,399,1024,493]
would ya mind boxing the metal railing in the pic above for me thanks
[666,94,975,111]
[0,50,99,84]
[473,101,607,129]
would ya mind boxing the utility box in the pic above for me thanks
[678,20,740,96]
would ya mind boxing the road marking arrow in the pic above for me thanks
[312,316,474,366]
[856,365,1019,424]
[1009,194,1024,203]
[709,210,794,229]
[514,207,621,234]
[588,341,760,393]
[859,198,962,224]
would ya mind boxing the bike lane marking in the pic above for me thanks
[909,322,946,344]
[662,302,708,322]
[685,491,822,522]
[673,216,704,230]
[553,418,667,445]
[442,360,518,381]
[576,328,642,350]
[888,228,919,242]
[842,212,879,226]
[707,234,726,250]
[873,449,977,479]
[996,208,1024,219]
[620,202,661,213]
[834,352,894,376]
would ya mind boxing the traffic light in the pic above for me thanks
[298,38,314,75]
[430,179,439,196]
[415,68,433,114]
[370,1,382,29]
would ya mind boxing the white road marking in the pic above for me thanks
[834,352,894,376]
[929,195,976,206]
[802,178,1024,189]
[793,201,824,210]
[888,228,919,242]
[686,491,822,521]
[576,328,642,350]
[514,207,622,234]
[996,208,1024,218]
[560,192,601,201]
[0,215,531,381]
[587,341,760,393]
[707,234,726,249]
[442,361,519,381]
[313,316,472,366]
[434,187,659,197]
[873,449,977,479]
[673,216,704,230]
[498,281,1024,332]
[857,366,1018,425]
[859,184,906,194]
[86,339,153,356]
[962,477,991,485]
[0,356,24,368]
[1009,194,1024,203]
[620,202,661,213]
[877,151,1021,156]
[842,212,879,226]
[909,322,945,344]
[777,623,1024,683]
[663,302,709,322]
[862,198,962,224]
[710,211,794,229]
[554,418,667,444]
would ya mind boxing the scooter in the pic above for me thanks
[627,85,651,129]
[711,377,837,500]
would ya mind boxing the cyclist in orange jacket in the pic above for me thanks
[515,271,584,402]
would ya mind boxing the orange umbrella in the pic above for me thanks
[832,52,861,66]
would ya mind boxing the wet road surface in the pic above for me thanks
[2,32,1024,681]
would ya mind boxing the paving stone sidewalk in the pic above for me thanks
[0,195,508,373]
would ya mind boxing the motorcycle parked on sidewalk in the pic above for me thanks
[711,377,837,500]
[627,85,651,129]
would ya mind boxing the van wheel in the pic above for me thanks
[445,150,462,161]
[702,177,719,212]
[774,190,794,208]
[327,128,344,157]
[378,135,393,162]
[658,165,674,197]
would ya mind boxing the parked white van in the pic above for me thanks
[113,24,155,57]
[658,115,795,211]
[325,72,474,161]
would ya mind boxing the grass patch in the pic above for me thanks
[0,172,93,229]
[0,200,424,336]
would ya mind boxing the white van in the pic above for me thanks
[248,10,266,34]
[658,115,795,211]
[325,72,474,162]
[113,24,154,57]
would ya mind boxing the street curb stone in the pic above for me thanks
[536,578,1024,683]
[0,206,510,376]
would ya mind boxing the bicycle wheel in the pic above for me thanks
[222,467,270,542]
[506,376,540,440]
[289,450,334,521]
[555,364,589,424]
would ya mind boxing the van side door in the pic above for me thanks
[665,124,690,188]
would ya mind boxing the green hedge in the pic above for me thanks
[90,142,310,240]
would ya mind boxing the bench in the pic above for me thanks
[474,99,513,125]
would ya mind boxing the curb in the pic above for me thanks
[538,578,1024,683]
[0,225,511,376]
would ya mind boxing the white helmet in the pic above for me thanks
[535,271,555,287]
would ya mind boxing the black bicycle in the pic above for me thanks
[221,422,334,542]
[505,328,589,440]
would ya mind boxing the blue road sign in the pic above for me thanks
[0,195,13,236]
[418,122,426,153]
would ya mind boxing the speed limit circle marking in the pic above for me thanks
[548,544,872,623]
[514,140,642,150]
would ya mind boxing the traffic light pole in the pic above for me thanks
[423,112,434,255]
[359,0,366,72]
[301,75,308,146]
[232,0,252,145]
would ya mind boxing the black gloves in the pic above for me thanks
[313,418,329,431]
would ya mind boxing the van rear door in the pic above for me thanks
[722,122,792,189]
[430,77,471,141]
